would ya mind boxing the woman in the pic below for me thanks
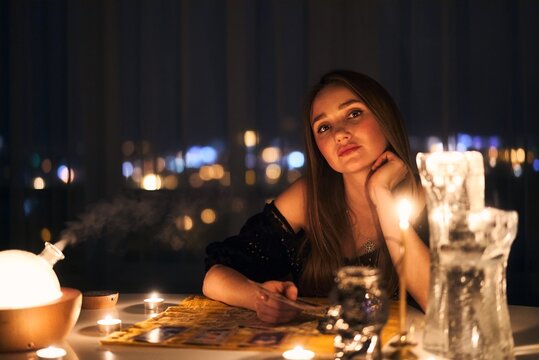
[203,70,430,324]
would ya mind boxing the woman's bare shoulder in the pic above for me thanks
[273,177,307,232]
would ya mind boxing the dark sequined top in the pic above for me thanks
[205,201,429,296]
[205,202,303,284]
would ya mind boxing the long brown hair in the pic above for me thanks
[299,70,421,296]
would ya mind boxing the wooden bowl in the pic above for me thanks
[82,290,119,309]
[0,288,82,352]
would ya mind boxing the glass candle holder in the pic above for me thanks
[97,316,122,334]
[331,266,388,360]
[144,295,164,311]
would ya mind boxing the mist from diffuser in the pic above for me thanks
[0,242,64,309]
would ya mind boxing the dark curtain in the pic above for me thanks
[1,0,538,305]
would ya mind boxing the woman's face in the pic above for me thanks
[310,84,388,175]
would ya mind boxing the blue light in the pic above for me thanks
[472,136,483,149]
[200,146,218,164]
[533,159,539,172]
[57,165,67,179]
[23,199,32,216]
[287,151,305,169]
[165,155,176,171]
[165,156,176,171]
[513,164,523,178]
[186,146,203,168]
[122,161,134,177]
[245,153,256,169]
[488,136,500,148]
[457,134,472,151]
[174,157,185,173]
[186,146,218,168]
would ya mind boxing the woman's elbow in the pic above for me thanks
[202,264,223,298]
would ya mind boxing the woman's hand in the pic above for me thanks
[254,280,301,324]
[367,150,408,206]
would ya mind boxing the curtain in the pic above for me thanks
[1,0,538,304]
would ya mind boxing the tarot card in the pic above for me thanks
[249,280,325,311]
[184,328,234,345]
[245,331,286,347]
[133,326,187,344]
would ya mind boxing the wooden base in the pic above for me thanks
[0,288,82,352]
[82,290,119,309]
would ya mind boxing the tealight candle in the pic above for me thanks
[282,346,315,360]
[144,293,164,310]
[97,315,122,334]
[36,346,67,359]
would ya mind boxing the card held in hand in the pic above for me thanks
[249,280,325,311]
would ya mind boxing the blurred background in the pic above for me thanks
[1,0,538,306]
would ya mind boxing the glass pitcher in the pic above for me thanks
[416,151,517,359]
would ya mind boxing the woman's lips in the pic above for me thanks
[338,145,360,157]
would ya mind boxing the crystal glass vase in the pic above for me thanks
[331,266,389,360]
[417,151,517,359]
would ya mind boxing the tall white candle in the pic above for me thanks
[397,199,412,338]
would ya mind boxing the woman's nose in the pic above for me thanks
[334,126,351,143]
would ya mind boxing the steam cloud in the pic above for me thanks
[54,193,207,253]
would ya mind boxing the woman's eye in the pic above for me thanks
[348,109,362,119]
[317,124,330,134]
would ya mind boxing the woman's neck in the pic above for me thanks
[342,172,371,212]
[341,171,383,254]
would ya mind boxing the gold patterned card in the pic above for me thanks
[101,295,399,356]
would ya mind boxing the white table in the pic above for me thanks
[2,294,539,359]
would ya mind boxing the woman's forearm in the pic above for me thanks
[202,264,259,311]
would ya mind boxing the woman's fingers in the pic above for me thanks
[254,282,301,323]
[255,292,300,323]
[371,151,390,171]
[282,281,298,301]
[369,151,408,189]
[371,150,400,171]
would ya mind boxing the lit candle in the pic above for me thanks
[97,315,122,334]
[144,293,164,310]
[282,346,315,360]
[397,199,412,340]
[36,346,67,359]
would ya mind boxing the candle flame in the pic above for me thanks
[282,345,315,360]
[36,346,67,358]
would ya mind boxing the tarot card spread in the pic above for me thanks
[101,295,399,355]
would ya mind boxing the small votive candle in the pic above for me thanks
[282,346,315,360]
[36,346,67,359]
[97,315,122,334]
[144,294,164,310]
